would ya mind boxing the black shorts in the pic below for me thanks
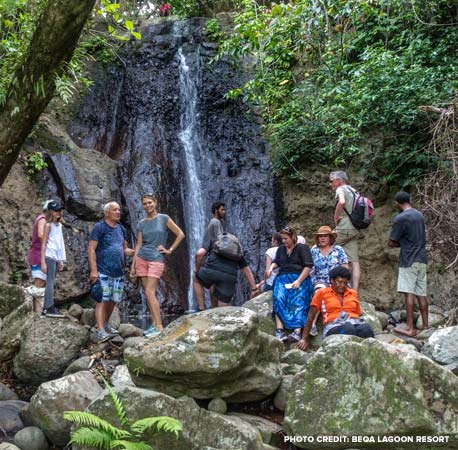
[196,267,237,303]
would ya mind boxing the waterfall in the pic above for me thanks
[177,47,206,311]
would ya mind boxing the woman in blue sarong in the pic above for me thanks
[266,226,314,342]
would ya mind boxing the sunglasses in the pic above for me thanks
[281,226,293,234]
[141,192,156,199]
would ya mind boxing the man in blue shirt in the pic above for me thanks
[389,191,428,336]
[88,202,134,342]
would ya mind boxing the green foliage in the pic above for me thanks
[205,18,223,41]
[169,0,241,18]
[220,0,458,185]
[64,380,182,450]
[24,151,47,176]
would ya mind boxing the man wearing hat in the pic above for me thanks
[88,202,134,342]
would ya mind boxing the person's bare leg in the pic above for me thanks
[95,302,107,331]
[104,301,116,327]
[210,286,218,308]
[193,276,206,310]
[275,314,284,329]
[217,300,230,307]
[143,277,163,331]
[394,293,417,336]
[417,295,429,329]
[351,261,361,291]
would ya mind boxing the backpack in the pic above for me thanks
[343,187,375,229]
[213,232,243,261]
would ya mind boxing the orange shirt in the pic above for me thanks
[310,287,362,325]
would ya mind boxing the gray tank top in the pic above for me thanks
[137,214,170,262]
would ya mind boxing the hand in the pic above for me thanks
[89,271,99,284]
[130,267,136,277]
[296,339,309,351]
[266,268,272,279]
[157,245,171,255]
[42,262,47,274]
[291,280,301,289]
[250,287,259,298]
[58,261,64,272]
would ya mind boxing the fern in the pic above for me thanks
[63,411,131,439]
[110,440,153,450]
[131,417,183,438]
[68,427,113,449]
[103,378,129,426]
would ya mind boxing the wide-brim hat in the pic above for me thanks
[314,226,337,238]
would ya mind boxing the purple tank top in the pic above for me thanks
[28,214,45,265]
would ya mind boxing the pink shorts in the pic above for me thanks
[135,257,165,279]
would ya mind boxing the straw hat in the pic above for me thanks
[314,225,337,238]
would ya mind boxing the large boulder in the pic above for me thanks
[242,291,274,335]
[25,371,103,446]
[0,300,34,362]
[124,307,283,402]
[422,326,458,365]
[87,385,264,450]
[0,382,18,401]
[359,301,382,335]
[0,400,28,438]
[13,318,90,384]
[0,283,25,319]
[284,338,458,449]
[13,426,49,450]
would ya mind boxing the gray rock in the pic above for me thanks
[273,375,293,411]
[360,301,382,335]
[281,349,311,367]
[208,397,227,414]
[63,356,91,376]
[416,311,446,329]
[118,323,142,338]
[0,283,25,319]
[242,291,274,335]
[422,326,458,365]
[0,444,21,450]
[0,382,18,401]
[228,412,282,446]
[67,304,84,320]
[0,400,28,437]
[125,307,283,402]
[14,427,49,450]
[321,334,362,349]
[13,318,90,384]
[111,365,135,387]
[445,362,458,376]
[26,371,103,446]
[0,301,34,363]
[80,308,95,327]
[284,339,458,449]
[108,307,121,329]
[416,327,436,340]
[375,311,389,329]
[87,385,264,450]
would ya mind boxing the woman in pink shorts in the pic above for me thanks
[130,193,185,338]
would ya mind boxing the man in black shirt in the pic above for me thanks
[193,240,258,308]
[388,191,428,336]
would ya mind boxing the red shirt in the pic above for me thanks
[28,214,45,265]
[310,287,361,325]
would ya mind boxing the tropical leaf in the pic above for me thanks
[68,427,114,449]
[103,379,129,426]
[110,440,153,450]
[63,411,131,439]
[131,416,182,438]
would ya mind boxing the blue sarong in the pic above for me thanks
[273,273,313,329]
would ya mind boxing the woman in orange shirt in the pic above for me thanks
[297,266,374,351]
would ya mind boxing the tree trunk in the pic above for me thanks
[0,0,96,186]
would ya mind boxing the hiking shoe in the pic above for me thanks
[309,325,318,337]
[105,324,119,335]
[144,325,161,338]
[289,330,302,342]
[96,329,114,343]
[41,307,65,318]
[274,328,287,341]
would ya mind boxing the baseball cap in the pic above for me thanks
[47,200,65,211]
[90,279,103,303]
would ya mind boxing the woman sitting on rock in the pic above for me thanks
[131,193,185,338]
[266,226,314,342]
[297,266,374,351]
[309,225,348,335]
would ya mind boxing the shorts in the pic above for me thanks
[335,228,360,262]
[196,267,237,303]
[397,262,427,296]
[30,264,46,281]
[99,273,124,303]
[135,256,164,279]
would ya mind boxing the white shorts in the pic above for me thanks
[397,262,427,296]
[30,264,46,281]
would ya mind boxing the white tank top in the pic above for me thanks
[45,222,66,261]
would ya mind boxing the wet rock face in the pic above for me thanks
[69,19,275,307]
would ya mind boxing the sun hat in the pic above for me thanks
[314,226,337,238]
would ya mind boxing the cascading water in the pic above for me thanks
[177,48,206,311]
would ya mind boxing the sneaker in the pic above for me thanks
[143,325,161,338]
[96,329,114,343]
[41,307,65,318]
[105,324,119,335]
[274,328,287,341]
[289,330,302,342]
[309,325,318,337]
